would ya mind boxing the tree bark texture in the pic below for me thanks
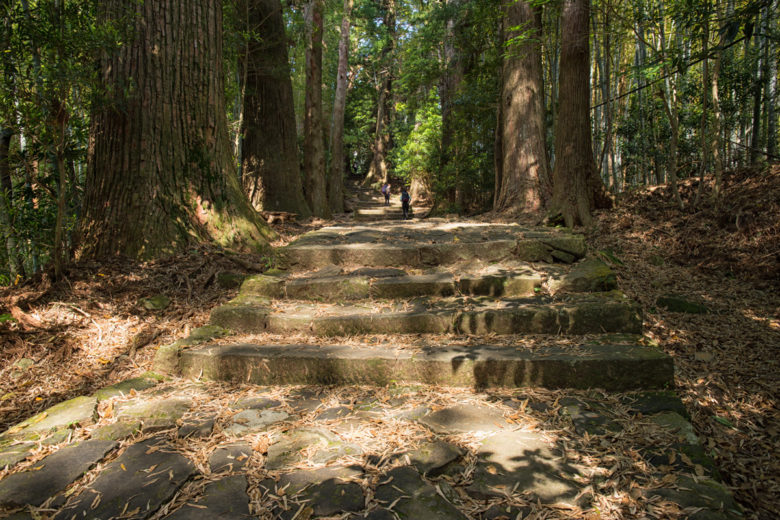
[241,0,311,217]
[494,1,551,215]
[550,0,598,227]
[304,0,329,217]
[0,127,23,278]
[78,0,274,260]
[328,0,353,213]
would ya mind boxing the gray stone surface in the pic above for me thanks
[0,443,33,469]
[7,396,97,435]
[177,416,215,439]
[91,421,141,441]
[94,376,160,401]
[624,391,689,418]
[209,443,252,473]
[374,466,467,520]
[164,475,252,520]
[265,428,362,470]
[549,258,617,294]
[419,404,509,434]
[315,406,353,421]
[645,476,742,520]
[229,396,280,410]
[649,411,699,444]
[276,465,363,495]
[225,409,288,435]
[407,441,464,475]
[54,437,196,520]
[560,399,620,436]
[0,440,117,507]
[115,396,192,431]
[466,431,582,506]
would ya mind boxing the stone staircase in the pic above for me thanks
[0,188,744,520]
[176,215,673,392]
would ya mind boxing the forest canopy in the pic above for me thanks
[0,0,777,283]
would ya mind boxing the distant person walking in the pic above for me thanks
[400,187,411,220]
[381,183,390,206]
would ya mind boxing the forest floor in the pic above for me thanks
[0,165,778,519]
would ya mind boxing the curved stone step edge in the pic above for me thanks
[178,343,673,391]
[209,298,642,336]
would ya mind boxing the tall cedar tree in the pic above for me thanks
[550,0,610,227]
[328,0,353,213]
[494,0,551,215]
[364,0,395,186]
[304,0,330,217]
[241,0,311,217]
[78,0,274,259]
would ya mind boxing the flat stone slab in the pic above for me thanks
[92,421,142,441]
[177,416,215,439]
[180,342,673,390]
[0,440,117,508]
[115,396,192,431]
[280,222,586,269]
[374,466,467,520]
[0,443,33,469]
[467,431,582,505]
[4,396,97,437]
[54,437,196,520]
[94,375,161,401]
[209,443,252,473]
[164,475,251,520]
[419,404,509,434]
[211,294,642,336]
[224,409,288,436]
[407,441,464,475]
[265,428,362,470]
[645,476,742,520]
[274,465,363,495]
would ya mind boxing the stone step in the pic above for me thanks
[280,222,586,269]
[241,258,616,302]
[178,341,672,390]
[241,270,547,301]
[210,294,642,336]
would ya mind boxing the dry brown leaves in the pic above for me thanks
[590,165,780,520]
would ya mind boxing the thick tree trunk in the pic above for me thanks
[304,0,329,217]
[494,1,550,215]
[550,0,605,227]
[765,1,777,158]
[328,0,353,214]
[78,0,273,260]
[241,0,311,217]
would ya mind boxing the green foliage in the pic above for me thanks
[392,91,442,186]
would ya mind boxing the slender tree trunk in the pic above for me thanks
[364,0,396,187]
[439,0,464,205]
[241,0,310,217]
[750,18,763,164]
[765,1,777,158]
[550,0,608,227]
[328,0,353,214]
[494,1,550,215]
[304,0,329,217]
[694,8,710,208]
[78,0,273,260]
[711,0,724,198]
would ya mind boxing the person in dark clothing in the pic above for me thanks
[400,187,411,219]
[381,183,390,206]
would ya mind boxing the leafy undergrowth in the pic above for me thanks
[0,166,777,519]
[590,164,780,520]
